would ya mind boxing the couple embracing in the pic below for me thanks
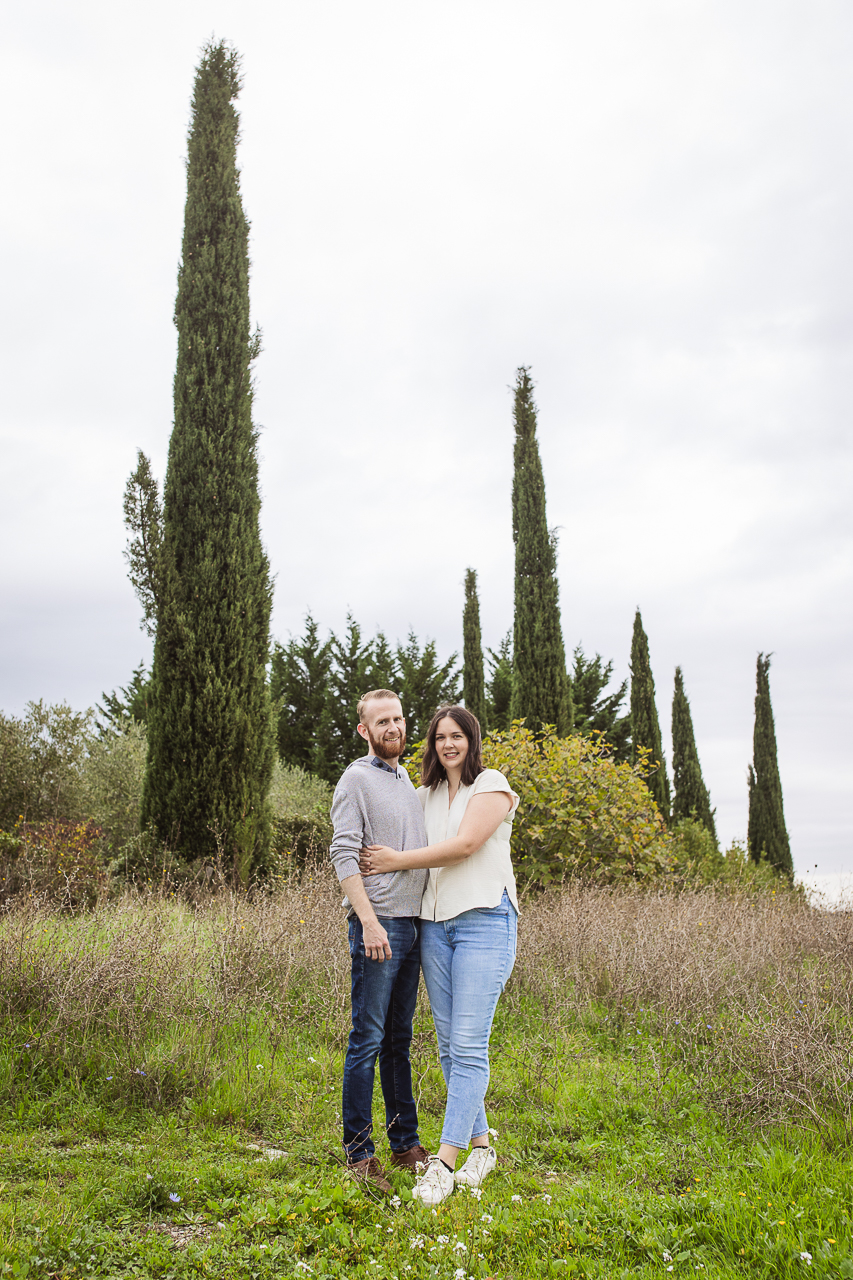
[329,689,519,1206]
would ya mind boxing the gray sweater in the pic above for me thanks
[330,755,428,917]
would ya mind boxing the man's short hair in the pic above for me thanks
[357,689,401,724]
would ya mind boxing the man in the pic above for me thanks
[330,689,431,1192]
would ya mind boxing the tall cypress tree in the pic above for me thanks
[141,42,274,863]
[671,666,716,839]
[510,367,571,734]
[630,609,670,820]
[747,653,792,875]
[462,568,487,729]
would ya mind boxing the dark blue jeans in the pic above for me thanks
[343,915,422,1162]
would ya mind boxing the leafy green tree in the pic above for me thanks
[630,609,670,820]
[141,42,275,865]
[570,645,631,761]
[510,367,571,734]
[322,614,376,776]
[486,632,513,733]
[364,630,398,693]
[96,662,152,735]
[270,615,333,774]
[0,702,93,827]
[123,450,163,636]
[462,568,487,729]
[395,631,460,744]
[747,653,792,875]
[671,666,716,840]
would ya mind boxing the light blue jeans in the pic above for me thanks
[420,890,518,1150]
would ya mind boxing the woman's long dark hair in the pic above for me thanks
[421,705,484,790]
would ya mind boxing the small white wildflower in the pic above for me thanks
[482,1230,490,1237]
[437,1234,450,1244]
[542,1193,552,1204]
[390,1194,402,1207]
[478,1253,485,1259]
[667,1269,674,1274]
[308,1056,317,1063]
[295,1265,313,1275]
[454,1270,467,1280]
[511,1194,523,1203]
[453,1240,467,1253]
[145,1174,152,1181]
[468,1187,482,1200]
[488,1127,499,1137]
[409,1235,424,1250]
[481,1213,493,1223]
[799,1254,812,1266]
[256,1063,263,1070]
[663,1252,673,1263]
[387,1226,393,1233]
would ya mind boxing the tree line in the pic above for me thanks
[114,39,792,882]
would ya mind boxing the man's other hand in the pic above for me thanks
[362,918,392,962]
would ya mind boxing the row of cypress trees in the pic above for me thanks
[462,368,792,875]
[124,41,792,879]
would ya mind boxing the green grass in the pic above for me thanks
[1,998,852,1279]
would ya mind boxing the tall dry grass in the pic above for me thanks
[0,864,850,1138]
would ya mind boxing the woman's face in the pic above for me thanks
[434,716,469,773]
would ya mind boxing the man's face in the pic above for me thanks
[359,698,406,760]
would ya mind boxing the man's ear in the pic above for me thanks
[357,723,369,741]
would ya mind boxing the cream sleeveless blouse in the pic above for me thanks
[418,768,519,922]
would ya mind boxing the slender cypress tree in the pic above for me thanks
[141,42,275,863]
[671,666,716,839]
[747,653,792,875]
[510,367,571,734]
[462,568,487,729]
[630,609,670,819]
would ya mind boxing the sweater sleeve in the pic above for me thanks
[329,774,365,883]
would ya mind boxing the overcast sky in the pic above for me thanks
[3,0,851,876]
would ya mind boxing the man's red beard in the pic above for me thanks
[368,727,406,760]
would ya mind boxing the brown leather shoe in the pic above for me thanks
[346,1156,392,1194]
[389,1143,431,1173]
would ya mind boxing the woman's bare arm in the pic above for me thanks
[360,790,514,874]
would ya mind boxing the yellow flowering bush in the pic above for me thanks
[404,722,673,886]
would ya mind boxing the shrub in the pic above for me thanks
[0,819,109,908]
[80,721,147,851]
[405,722,672,885]
[0,702,93,828]
[268,761,333,873]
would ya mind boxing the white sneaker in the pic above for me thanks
[412,1155,456,1206]
[454,1145,497,1188]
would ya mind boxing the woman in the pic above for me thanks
[360,704,519,1205]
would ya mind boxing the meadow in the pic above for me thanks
[0,866,851,1279]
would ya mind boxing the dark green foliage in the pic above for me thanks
[272,619,459,781]
[122,451,163,637]
[394,630,460,744]
[747,653,792,875]
[96,662,152,735]
[462,568,487,729]
[320,615,376,778]
[142,42,275,865]
[270,615,333,775]
[629,609,671,820]
[570,645,631,761]
[671,666,716,840]
[510,367,572,734]
[486,632,514,732]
